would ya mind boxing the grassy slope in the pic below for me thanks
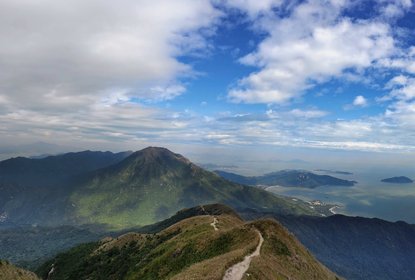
[243,220,340,280]
[0,260,40,280]
[37,215,258,280]
[37,204,339,280]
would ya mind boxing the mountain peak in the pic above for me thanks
[130,146,190,164]
[105,146,195,182]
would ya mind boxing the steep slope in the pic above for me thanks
[68,147,318,229]
[0,151,132,226]
[239,209,415,280]
[215,169,356,188]
[36,204,339,280]
[0,225,101,270]
[0,260,40,280]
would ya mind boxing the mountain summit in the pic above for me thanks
[104,147,194,181]
[68,147,317,229]
[0,147,319,229]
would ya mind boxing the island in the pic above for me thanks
[381,176,413,184]
[215,169,357,188]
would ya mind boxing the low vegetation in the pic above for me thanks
[0,260,40,280]
[36,204,340,280]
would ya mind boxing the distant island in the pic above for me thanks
[315,169,353,175]
[381,176,413,184]
[215,169,357,189]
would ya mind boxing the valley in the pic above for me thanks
[0,147,414,280]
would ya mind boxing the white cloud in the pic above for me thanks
[289,109,328,118]
[0,0,221,110]
[378,0,413,19]
[228,0,395,104]
[377,46,415,74]
[353,95,368,107]
[384,75,415,101]
[1,0,415,156]
[220,0,283,18]
[386,100,415,129]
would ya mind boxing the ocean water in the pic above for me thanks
[266,168,415,224]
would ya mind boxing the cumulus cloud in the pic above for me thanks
[228,0,396,104]
[386,101,415,129]
[220,0,283,18]
[383,75,415,129]
[378,0,413,19]
[0,0,220,110]
[1,0,415,156]
[385,75,415,101]
[353,95,368,107]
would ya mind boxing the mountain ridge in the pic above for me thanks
[36,204,340,280]
[239,209,415,280]
[215,169,357,188]
[0,147,320,229]
[68,147,319,228]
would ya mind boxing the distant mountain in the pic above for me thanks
[36,204,339,280]
[214,170,257,185]
[0,150,132,187]
[0,147,319,229]
[0,150,133,227]
[315,169,353,175]
[198,163,238,171]
[240,209,415,280]
[0,142,75,161]
[0,260,40,280]
[67,147,318,229]
[215,169,356,188]
[381,176,413,184]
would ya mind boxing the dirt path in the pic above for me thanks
[222,230,264,280]
[210,217,219,231]
[200,205,219,231]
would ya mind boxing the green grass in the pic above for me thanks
[37,214,258,280]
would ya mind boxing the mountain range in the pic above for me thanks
[1,146,415,279]
[215,169,357,188]
[240,209,415,280]
[0,147,318,229]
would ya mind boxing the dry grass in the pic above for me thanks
[36,208,342,280]
[242,219,342,280]
[0,260,40,280]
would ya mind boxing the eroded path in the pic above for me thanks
[200,205,219,231]
[222,230,264,280]
[210,217,219,231]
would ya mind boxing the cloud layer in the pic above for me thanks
[228,0,396,103]
[0,0,220,110]
[0,0,414,156]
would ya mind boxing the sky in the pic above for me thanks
[1,0,415,167]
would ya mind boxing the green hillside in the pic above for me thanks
[68,147,318,229]
[37,204,340,280]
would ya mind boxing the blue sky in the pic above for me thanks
[0,0,415,163]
